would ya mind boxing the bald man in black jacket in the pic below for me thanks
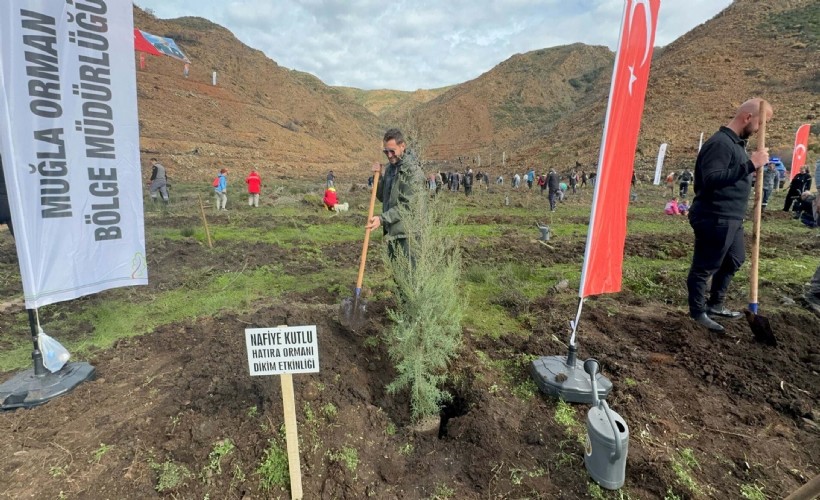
[686,98,772,332]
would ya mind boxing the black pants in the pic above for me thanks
[679,182,689,197]
[783,188,801,211]
[686,217,745,316]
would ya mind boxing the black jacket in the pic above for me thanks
[689,127,756,221]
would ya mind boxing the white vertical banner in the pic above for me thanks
[0,1,147,308]
[653,142,667,185]
[698,132,704,152]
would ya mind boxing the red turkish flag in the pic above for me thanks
[790,124,810,180]
[579,0,661,298]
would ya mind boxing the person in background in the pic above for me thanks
[323,186,338,210]
[463,168,474,196]
[783,166,812,212]
[547,168,560,211]
[580,170,588,187]
[679,168,693,197]
[326,170,335,188]
[148,158,169,206]
[761,162,777,209]
[686,98,771,332]
[666,171,676,196]
[527,168,535,190]
[665,197,681,215]
[214,168,228,211]
[677,198,690,216]
[569,169,578,194]
[246,169,261,207]
[513,172,521,189]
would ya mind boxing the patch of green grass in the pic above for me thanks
[256,438,289,491]
[320,403,338,419]
[385,422,397,436]
[90,443,112,464]
[588,481,607,500]
[624,377,638,388]
[327,445,358,473]
[671,448,701,496]
[554,399,585,444]
[247,406,259,418]
[740,482,767,500]
[431,482,456,499]
[149,457,193,493]
[49,465,67,477]
[0,266,308,371]
[201,439,235,479]
[399,443,414,456]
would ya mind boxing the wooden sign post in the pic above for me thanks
[245,325,319,500]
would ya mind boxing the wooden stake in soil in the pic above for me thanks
[197,194,213,248]
[280,372,302,499]
[244,325,319,500]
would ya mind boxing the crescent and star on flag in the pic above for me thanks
[627,0,654,96]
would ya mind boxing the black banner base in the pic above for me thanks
[0,362,96,410]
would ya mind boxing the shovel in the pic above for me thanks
[339,169,380,331]
[746,100,776,346]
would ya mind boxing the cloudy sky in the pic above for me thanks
[134,0,732,91]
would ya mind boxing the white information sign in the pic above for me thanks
[245,325,319,376]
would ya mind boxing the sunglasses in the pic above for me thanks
[383,148,398,156]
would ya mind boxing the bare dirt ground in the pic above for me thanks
[0,187,818,499]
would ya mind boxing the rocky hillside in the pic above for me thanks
[334,86,452,120]
[521,0,819,176]
[403,44,615,163]
[133,8,381,182]
[134,0,819,182]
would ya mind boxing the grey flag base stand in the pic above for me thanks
[530,344,612,404]
[0,310,96,410]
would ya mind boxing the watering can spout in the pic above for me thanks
[583,358,600,407]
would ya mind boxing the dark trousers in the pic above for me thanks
[783,188,801,211]
[387,238,412,266]
[679,182,689,197]
[686,217,745,316]
[762,188,772,208]
[548,190,558,211]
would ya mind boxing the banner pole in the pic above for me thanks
[568,297,585,347]
[27,309,46,376]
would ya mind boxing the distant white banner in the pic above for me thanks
[0,1,147,308]
[653,143,667,185]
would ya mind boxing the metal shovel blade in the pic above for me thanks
[744,309,776,346]
[339,295,367,331]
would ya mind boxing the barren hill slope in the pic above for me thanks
[523,0,819,175]
[133,8,381,182]
[334,86,452,120]
[403,43,615,163]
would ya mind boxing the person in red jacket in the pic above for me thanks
[323,186,338,210]
[246,169,261,207]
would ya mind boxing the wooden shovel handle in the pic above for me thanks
[749,100,767,309]
[355,170,380,290]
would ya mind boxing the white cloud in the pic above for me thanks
[135,0,732,90]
